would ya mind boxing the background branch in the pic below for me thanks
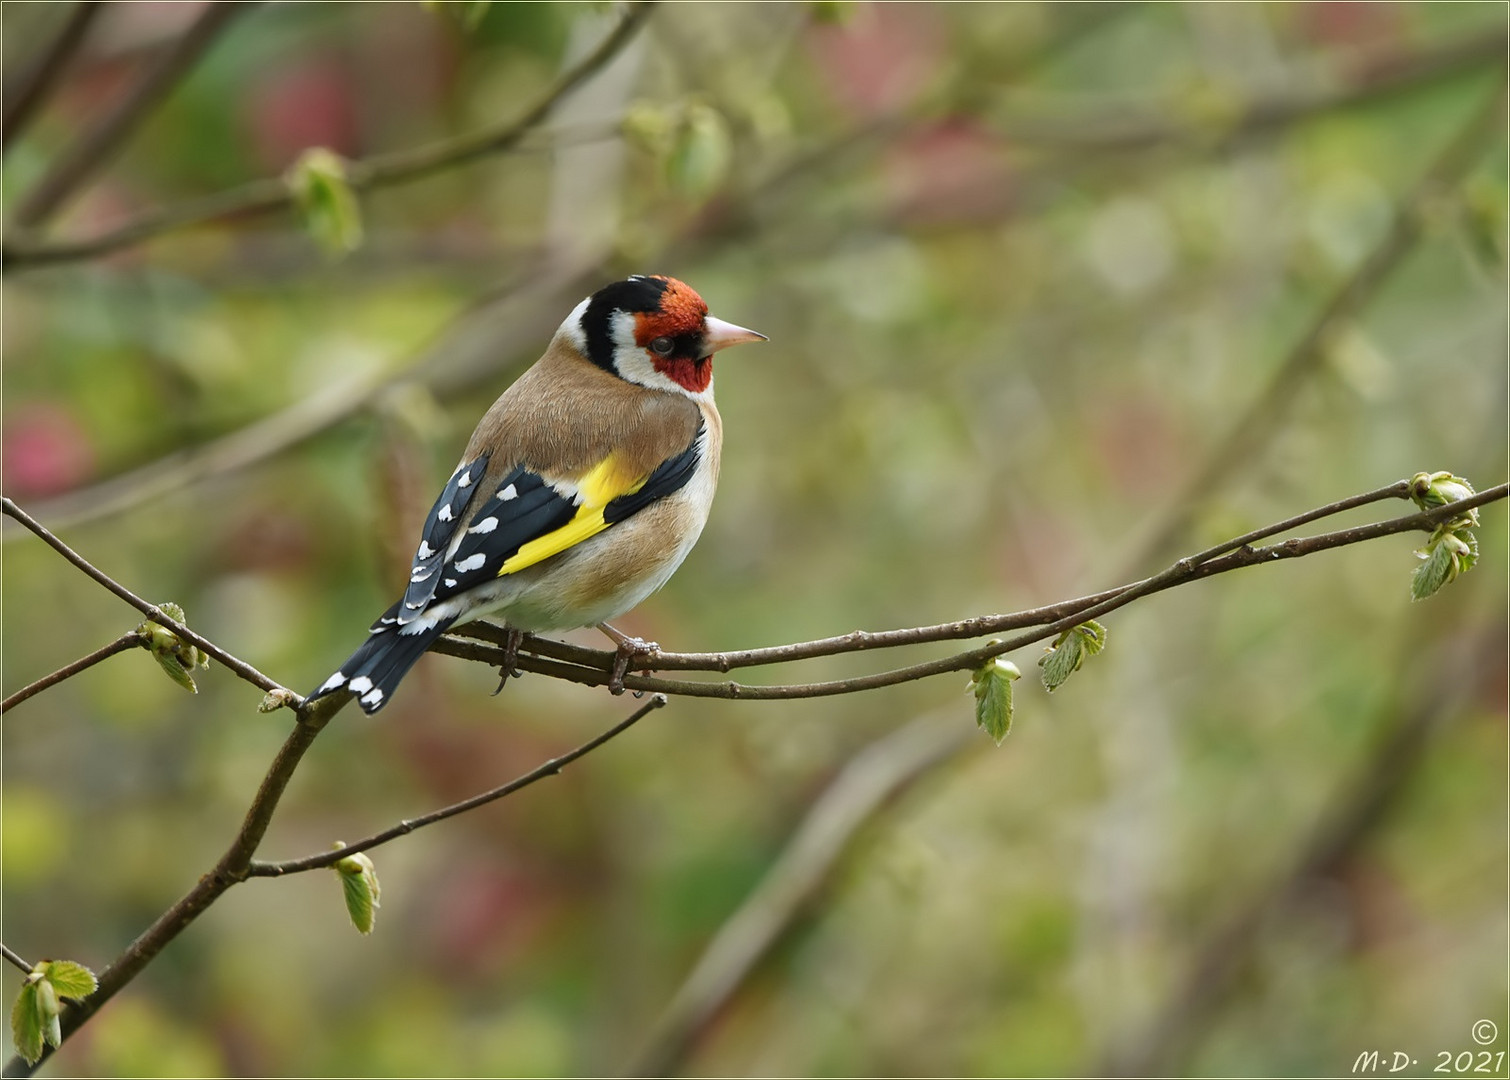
[1120,70,1506,570]
[10,1,257,230]
[1,1,103,151]
[1096,618,1505,1076]
[2,2,656,271]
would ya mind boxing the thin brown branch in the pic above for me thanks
[1,632,142,715]
[435,484,1506,700]
[453,481,1417,676]
[2,2,656,271]
[10,2,257,230]
[246,694,668,877]
[631,710,979,1076]
[1,497,288,697]
[1,945,33,975]
[1122,71,1507,569]
[2,1,105,152]
[4,688,351,1078]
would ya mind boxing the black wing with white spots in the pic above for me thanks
[429,466,578,603]
[397,452,491,622]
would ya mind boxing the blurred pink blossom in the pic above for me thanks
[3,403,96,497]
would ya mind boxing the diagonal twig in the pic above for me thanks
[11,1,258,230]
[1121,71,1507,570]
[1,632,142,715]
[246,694,668,877]
[3,1,657,270]
[2,1,105,152]
[1,496,288,697]
[1,945,33,976]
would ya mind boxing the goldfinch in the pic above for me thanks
[311,275,764,714]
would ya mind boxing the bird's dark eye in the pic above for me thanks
[650,336,675,356]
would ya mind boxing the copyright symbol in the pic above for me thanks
[1472,1019,1497,1045]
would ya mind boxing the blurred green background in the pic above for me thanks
[3,2,1505,1076]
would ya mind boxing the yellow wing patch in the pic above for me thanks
[496,454,647,577]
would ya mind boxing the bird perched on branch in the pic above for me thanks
[310,275,765,713]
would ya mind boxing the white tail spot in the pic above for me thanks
[348,676,374,694]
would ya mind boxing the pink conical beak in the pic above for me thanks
[703,315,767,356]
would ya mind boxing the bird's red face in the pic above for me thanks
[570,274,765,398]
[633,278,716,393]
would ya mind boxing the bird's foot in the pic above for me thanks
[491,628,526,695]
[599,622,659,695]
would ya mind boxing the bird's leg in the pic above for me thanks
[598,622,659,695]
[491,628,526,695]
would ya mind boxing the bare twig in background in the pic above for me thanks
[1119,72,1507,572]
[631,711,980,1077]
[10,1,258,230]
[0,946,33,976]
[1,1,104,151]
[1,497,287,696]
[993,28,1506,153]
[2,2,657,270]
[11,17,1492,542]
[1,632,142,715]
[1096,619,1506,1077]
[247,694,668,876]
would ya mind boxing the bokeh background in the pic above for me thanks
[3,2,1506,1076]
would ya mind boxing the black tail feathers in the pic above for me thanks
[309,611,456,714]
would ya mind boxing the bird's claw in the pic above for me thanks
[491,628,526,696]
[607,635,659,695]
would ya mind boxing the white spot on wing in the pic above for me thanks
[498,483,518,501]
[454,553,486,573]
[457,470,473,488]
[469,517,498,534]
[349,676,373,694]
[319,672,347,692]
[438,504,454,522]
[417,541,434,560]
[444,578,457,587]
[410,568,432,582]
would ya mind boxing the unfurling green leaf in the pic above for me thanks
[137,603,210,693]
[666,104,731,201]
[1408,471,1479,526]
[10,960,97,1065]
[285,148,364,258]
[333,845,382,935]
[1405,472,1482,600]
[36,961,97,1002]
[1411,541,1455,600]
[1039,620,1108,692]
[11,980,44,1065]
[969,652,1021,745]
